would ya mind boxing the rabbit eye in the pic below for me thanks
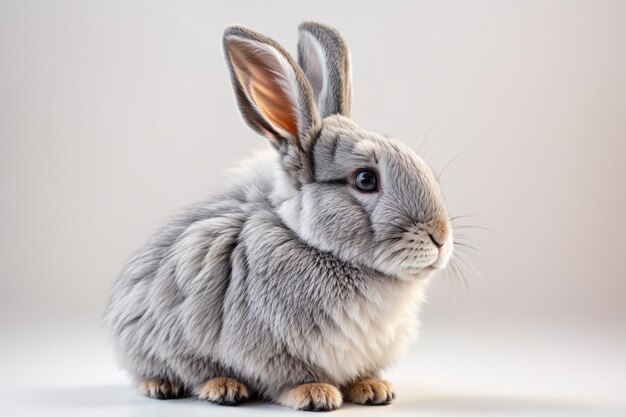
[354,169,378,192]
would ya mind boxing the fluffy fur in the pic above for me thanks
[105,21,453,411]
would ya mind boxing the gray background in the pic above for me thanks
[1,1,625,416]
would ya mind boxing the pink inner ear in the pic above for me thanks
[227,39,298,140]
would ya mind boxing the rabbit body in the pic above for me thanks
[106,144,429,399]
[106,22,452,410]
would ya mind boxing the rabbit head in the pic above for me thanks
[223,22,452,278]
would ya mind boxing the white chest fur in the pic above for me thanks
[310,276,429,384]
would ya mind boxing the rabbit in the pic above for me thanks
[104,21,453,411]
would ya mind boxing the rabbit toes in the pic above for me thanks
[278,382,342,411]
[139,378,184,399]
[196,377,250,405]
[343,378,395,405]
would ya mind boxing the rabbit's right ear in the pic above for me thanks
[223,26,321,150]
[297,22,352,118]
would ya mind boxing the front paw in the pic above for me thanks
[196,377,250,405]
[278,382,342,411]
[343,378,395,405]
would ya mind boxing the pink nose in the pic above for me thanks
[429,233,444,249]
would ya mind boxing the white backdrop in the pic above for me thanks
[1,1,625,416]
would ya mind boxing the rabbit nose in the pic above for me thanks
[429,219,450,249]
[428,233,444,249]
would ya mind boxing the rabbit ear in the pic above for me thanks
[223,25,321,149]
[297,22,352,118]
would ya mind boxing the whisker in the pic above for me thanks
[448,191,484,214]
[452,225,493,233]
[437,148,471,182]
[450,213,488,222]
[454,244,491,265]
[449,257,470,294]
[454,252,488,291]
[439,261,458,305]
[441,174,465,186]
[417,120,440,155]
[423,129,458,159]
[428,146,463,163]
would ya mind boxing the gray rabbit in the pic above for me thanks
[105,21,453,411]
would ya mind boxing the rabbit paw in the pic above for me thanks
[138,378,184,399]
[343,378,395,405]
[278,382,342,411]
[196,377,250,405]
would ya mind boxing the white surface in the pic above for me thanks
[2,319,624,417]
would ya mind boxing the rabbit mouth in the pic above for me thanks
[397,265,439,281]
[399,260,448,279]
[401,249,451,274]
[429,243,453,271]
[404,266,435,274]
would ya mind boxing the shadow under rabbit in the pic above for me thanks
[10,384,625,416]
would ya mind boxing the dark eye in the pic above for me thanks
[354,169,378,192]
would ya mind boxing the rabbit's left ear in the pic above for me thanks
[224,25,321,149]
[298,22,352,118]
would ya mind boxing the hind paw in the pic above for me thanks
[343,378,395,405]
[139,378,184,399]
